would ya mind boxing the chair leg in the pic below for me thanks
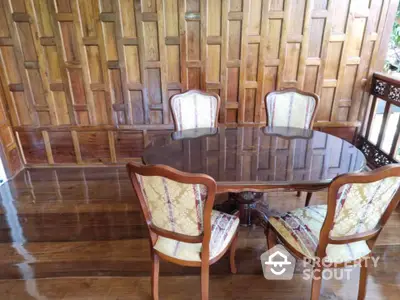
[305,192,312,206]
[296,191,301,197]
[266,225,277,250]
[358,260,368,300]
[201,263,210,300]
[151,251,159,300]
[310,267,322,300]
[230,232,239,274]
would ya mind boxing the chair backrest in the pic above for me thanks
[126,162,217,246]
[318,165,400,257]
[170,90,221,131]
[265,89,319,129]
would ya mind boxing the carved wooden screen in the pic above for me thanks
[0,0,397,166]
[357,72,400,168]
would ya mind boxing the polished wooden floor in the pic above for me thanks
[0,167,399,299]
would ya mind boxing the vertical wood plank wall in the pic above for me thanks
[0,0,397,166]
[0,81,22,175]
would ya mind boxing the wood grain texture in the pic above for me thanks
[0,167,400,300]
[0,0,397,166]
[0,79,22,177]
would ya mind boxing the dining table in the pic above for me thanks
[142,126,366,226]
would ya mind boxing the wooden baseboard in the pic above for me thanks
[313,121,361,143]
[13,121,362,167]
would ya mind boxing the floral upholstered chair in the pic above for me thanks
[126,162,239,300]
[265,165,400,300]
[265,88,320,206]
[170,90,221,131]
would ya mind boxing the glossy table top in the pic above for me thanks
[143,127,366,190]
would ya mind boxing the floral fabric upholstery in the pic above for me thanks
[136,174,208,236]
[269,205,371,263]
[154,210,239,261]
[171,91,218,131]
[332,177,400,237]
[269,178,400,263]
[266,92,317,129]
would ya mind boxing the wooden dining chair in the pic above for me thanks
[264,164,400,300]
[126,162,239,300]
[265,88,320,206]
[170,90,221,131]
[265,88,319,130]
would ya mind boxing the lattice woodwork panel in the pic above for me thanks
[0,0,395,129]
[0,0,397,167]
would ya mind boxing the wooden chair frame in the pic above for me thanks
[265,88,320,206]
[169,90,221,131]
[126,162,239,300]
[266,164,400,300]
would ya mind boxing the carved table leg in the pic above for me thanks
[228,192,264,226]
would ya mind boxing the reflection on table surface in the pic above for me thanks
[143,126,366,186]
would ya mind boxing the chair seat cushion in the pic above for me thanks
[269,205,371,263]
[154,210,239,262]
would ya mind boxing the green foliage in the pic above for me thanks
[384,4,400,72]
[392,21,400,47]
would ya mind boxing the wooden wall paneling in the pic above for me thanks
[71,129,82,164]
[318,0,351,121]
[219,0,227,123]
[41,130,54,164]
[314,121,361,143]
[17,131,47,164]
[91,0,113,125]
[237,0,249,124]
[47,0,76,125]
[108,130,117,163]
[275,0,291,90]
[25,0,58,125]
[157,0,170,124]
[78,131,111,163]
[200,0,207,90]
[112,0,133,125]
[0,14,21,127]
[0,0,38,126]
[114,130,144,161]
[185,0,202,91]
[178,0,187,91]
[0,0,397,166]
[293,0,312,90]
[314,0,334,98]
[205,0,222,100]
[348,0,386,121]
[254,0,268,124]
[70,0,97,125]
[0,76,23,177]
[134,0,151,125]
[224,0,242,124]
[330,0,365,121]
[48,130,75,163]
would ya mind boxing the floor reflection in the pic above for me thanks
[0,182,47,299]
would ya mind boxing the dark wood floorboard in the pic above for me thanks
[0,167,399,299]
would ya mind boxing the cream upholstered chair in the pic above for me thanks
[265,165,400,300]
[127,162,239,300]
[265,88,320,205]
[265,88,319,130]
[170,90,221,131]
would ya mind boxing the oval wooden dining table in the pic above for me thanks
[142,126,366,225]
